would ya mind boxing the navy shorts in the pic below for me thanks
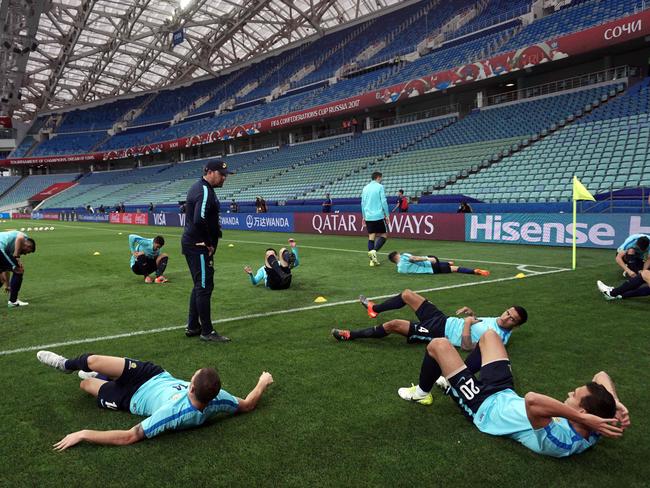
[131,256,157,276]
[97,358,164,412]
[0,252,16,272]
[448,360,515,419]
[366,219,387,234]
[406,301,448,344]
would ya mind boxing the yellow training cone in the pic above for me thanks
[93,251,101,256]
[228,243,234,247]
[314,296,327,303]
[515,272,526,278]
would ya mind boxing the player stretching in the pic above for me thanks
[36,350,273,450]
[129,234,168,283]
[361,172,389,267]
[388,252,489,276]
[615,234,649,278]
[332,289,525,351]
[396,330,629,457]
[597,270,650,300]
[244,238,299,290]
[0,230,36,307]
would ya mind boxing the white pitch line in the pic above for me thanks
[45,224,567,270]
[0,267,570,357]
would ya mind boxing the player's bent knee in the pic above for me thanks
[427,337,451,355]
[480,329,499,343]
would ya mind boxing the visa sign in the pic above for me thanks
[466,214,650,248]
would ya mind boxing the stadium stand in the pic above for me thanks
[0,173,80,208]
[437,80,643,202]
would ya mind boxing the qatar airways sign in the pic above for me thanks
[294,212,465,241]
[466,214,650,249]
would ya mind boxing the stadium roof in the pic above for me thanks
[1,0,405,121]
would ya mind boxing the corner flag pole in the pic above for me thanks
[572,176,596,270]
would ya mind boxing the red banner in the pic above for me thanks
[294,212,465,241]
[109,212,149,225]
[0,116,11,129]
[12,213,31,219]
[3,9,650,167]
[29,182,76,201]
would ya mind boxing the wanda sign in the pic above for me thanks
[294,212,465,241]
[3,9,649,166]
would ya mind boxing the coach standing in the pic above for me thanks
[361,171,390,267]
[182,160,231,343]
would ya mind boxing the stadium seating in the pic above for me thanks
[0,173,80,208]
[0,176,21,198]
[30,132,108,156]
[437,79,646,202]
[57,94,150,133]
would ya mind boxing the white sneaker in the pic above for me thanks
[596,280,618,300]
[37,350,72,373]
[8,299,28,308]
[78,370,99,380]
[397,384,433,405]
[435,375,451,394]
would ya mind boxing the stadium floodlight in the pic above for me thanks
[179,0,193,10]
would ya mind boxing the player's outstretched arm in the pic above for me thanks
[53,424,145,451]
[593,371,630,430]
[524,392,623,438]
[236,372,274,413]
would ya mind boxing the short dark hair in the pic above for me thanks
[266,248,277,254]
[388,251,399,263]
[193,368,221,404]
[25,237,36,252]
[637,236,649,251]
[154,236,165,247]
[398,189,404,195]
[371,171,382,180]
[581,382,616,419]
[512,305,528,325]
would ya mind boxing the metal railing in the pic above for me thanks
[580,187,650,213]
[369,104,459,130]
[481,66,630,108]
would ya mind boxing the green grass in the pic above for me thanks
[0,219,648,487]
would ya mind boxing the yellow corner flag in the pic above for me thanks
[572,176,596,270]
[573,176,596,202]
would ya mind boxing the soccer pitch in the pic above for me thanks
[0,219,647,486]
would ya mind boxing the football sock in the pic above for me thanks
[156,256,168,277]
[611,275,645,296]
[457,267,475,274]
[464,346,482,375]
[418,351,441,393]
[367,240,375,251]
[372,293,406,313]
[374,236,386,251]
[64,353,92,372]
[9,272,22,303]
[349,325,387,340]
[415,385,429,397]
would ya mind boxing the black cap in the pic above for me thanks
[204,160,232,175]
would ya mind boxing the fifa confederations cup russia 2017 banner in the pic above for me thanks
[465,213,650,249]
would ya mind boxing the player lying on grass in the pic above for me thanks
[244,238,299,290]
[332,289,526,352]
[615,234,649,278]
[597,270,650,300]
[37,350,273,450]
[388,252,489,276]
[129,234,168,283]
[397,330,629,457]
[0,230,35,307]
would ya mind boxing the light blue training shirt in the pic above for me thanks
[361,180,389,222]
[444,316,512,347]
[472,389,599,457]
[617,233,649,260]
[130,371,239,438]
[128,234,160,268]
[397,253,434,274]
[0,231,27,269]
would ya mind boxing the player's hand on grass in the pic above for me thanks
[244,266,253,275]
[581,413,624,438]
[456,306,475,317]
[259,371,273,387]
[53,431,85,451]
[615,401,631,429]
